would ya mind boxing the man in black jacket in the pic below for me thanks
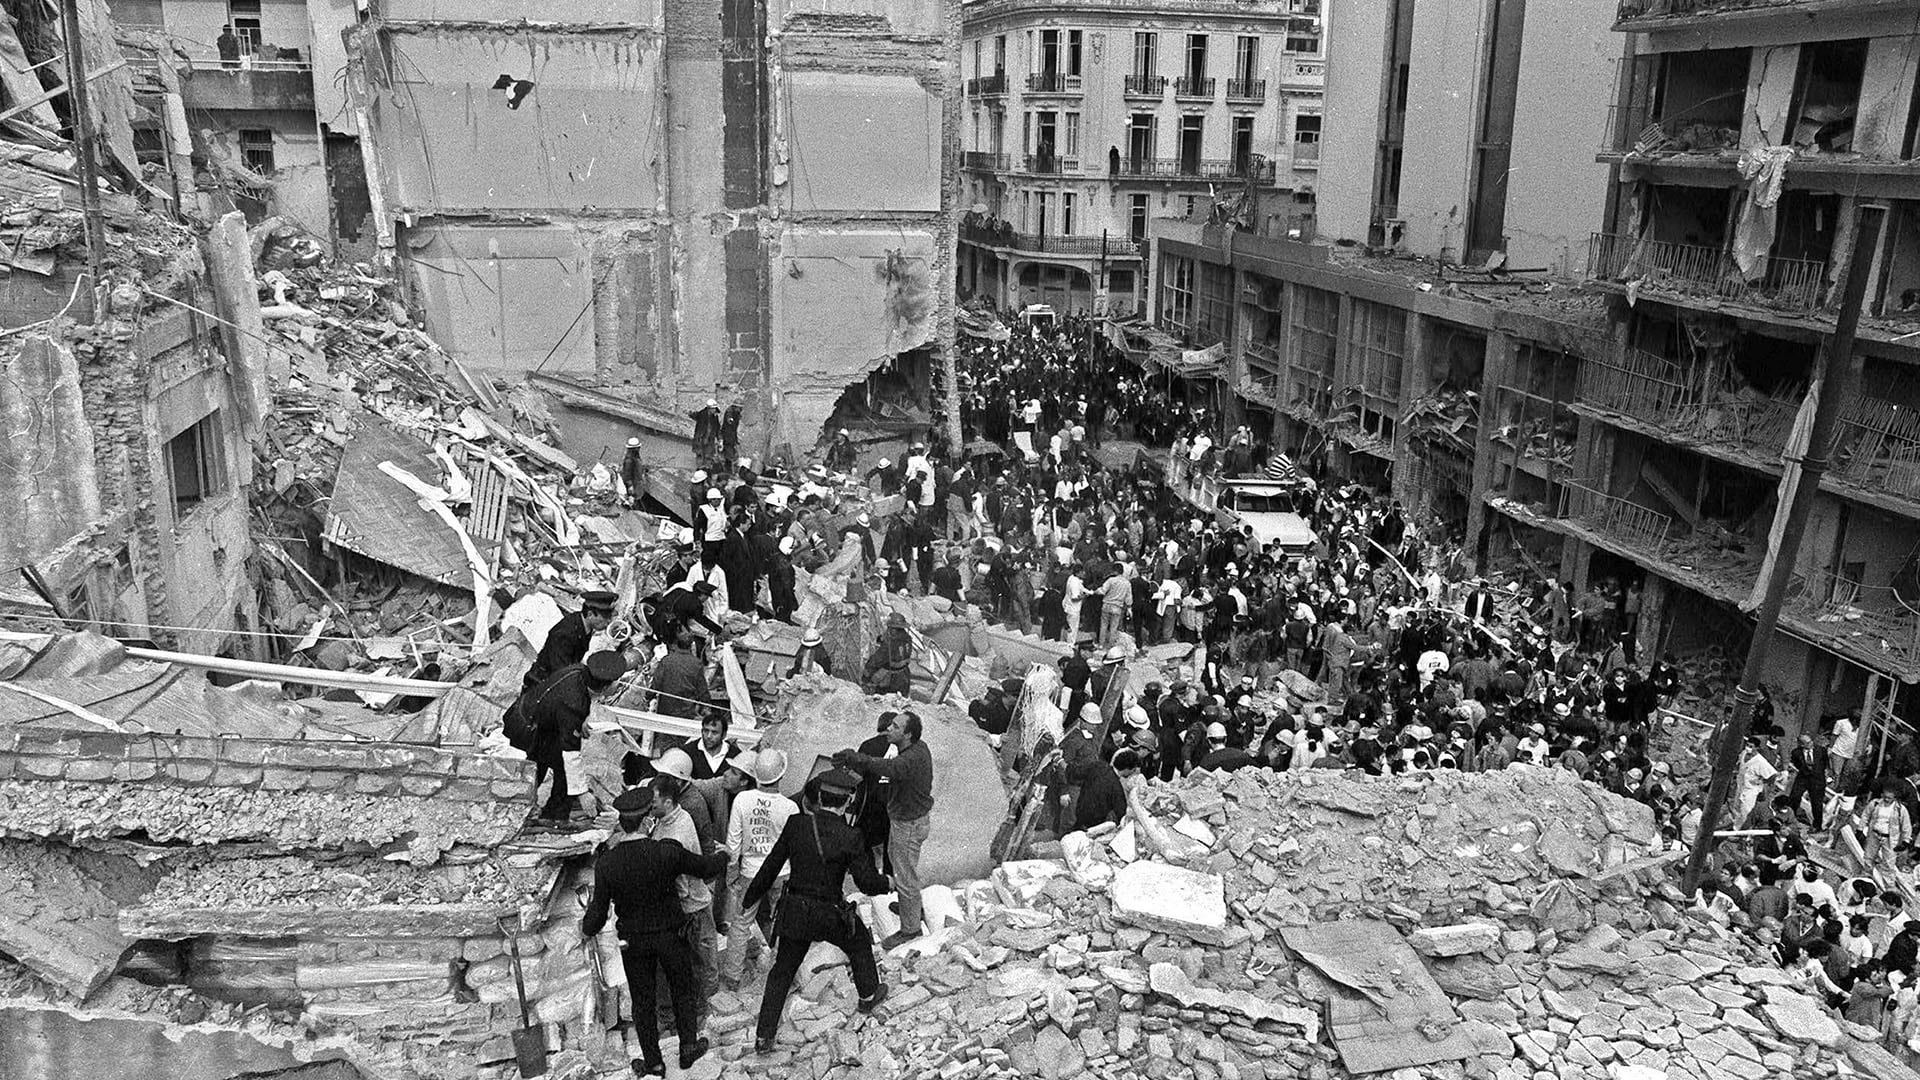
[523,590,616,691]
[741,768,891,1054]
[583,784,729,1076]
[523,650,627,822]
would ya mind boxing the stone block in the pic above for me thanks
[492,778,531,799]
[300,769,350,791]
[443,778,491,802]
[215,764,263,786]
[163,759,217,783]
[259,767,307,791]
[20,754,66,779]
[1409,922,1502,958]
[215,740,270,765]
[1759,987,1840,1047]
[401,774,447,797]
[110,760,157,782]
[354,772,400,795]
[1111,861,1228,946]
[63,759,117,782]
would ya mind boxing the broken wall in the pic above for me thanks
[345,0,960,464]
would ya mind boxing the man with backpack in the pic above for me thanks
[506,649,628,825]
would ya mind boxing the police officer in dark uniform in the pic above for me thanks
[581,784,729,1077]
[740,768,891,1054]
[522,650,627,822]
[523,590,616,691]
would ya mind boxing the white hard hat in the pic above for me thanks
[706,488,722,500]
[878,458,891,468]
[1126,705,1150,729]
[627,437,641,448]
[1079,703,1101,723]
[754,749,788,786]
[707,397,718,407]
[692,470,708,483]
[653,748,694,782]
[1206,722,1228,741]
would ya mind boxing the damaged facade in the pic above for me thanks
[957,0,1325,316]
[339,0,963,467]
[0,0,270,655]
[1156,0,1920,736]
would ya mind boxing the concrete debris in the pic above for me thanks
[1407,922,1503,958]
[1109,861,1229,946]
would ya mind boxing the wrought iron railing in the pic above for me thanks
[1835,396,1920,505]
[1782,566,1920,678]
[1026,73,1082,93]
[976,74,1007,95]
[1124,74,1166,96]
[1579,348,1797,460]
[1023,154,1080,175]
[963,151,1009,171]
[1586,232,1829,313]
[1556,480,1673,553]
[1226,79,1266,101]
[1175,76,1217,98]
[1114,157,1276,182]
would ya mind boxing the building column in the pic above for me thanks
[1392,310,1428,508]
[1468,332,1516,567]
[1638,572,1672,664]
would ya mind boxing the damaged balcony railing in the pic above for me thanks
[1600,104,1742,156]
[1581,348,1797,461]
[1555,480,1674,554]
[1782,567,1920,679]
[1586,233,1829,313]
[1835,396,1920,506]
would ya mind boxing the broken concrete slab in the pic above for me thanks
[1281,920,1477,1074]
[0,839,155,998]
[1108,860,1228,946]
[1148,963,1319,1040]
[1760,987,1842,1047]
[1408,922,1502,958]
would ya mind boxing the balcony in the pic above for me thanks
[1781,567,1920,683]
[1557,480,1675,558]
[959,220,1143,259]
[1578,348,1797,462]
[1599,104,1741,159]
[975,74,1007,96]
[963,151,1010,172]
[1023,154,1080,175]
[1114,157,1277,183]
[1238,371,1281,409]
[1026,73,1081,94]
[1616,0,1827,26]
[1174,76,1217,100]
[178,60,314,112]
[1834,397,1920,508]
[1586,232,1828,313]
[1291,141,1320,167]
[1124,75,1166,98]
[1226,79,1266,101]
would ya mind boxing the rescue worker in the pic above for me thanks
[523,650,627,823]
[826,428,857,473]
[719,749,797,989]
[691,398,721,464]
[741,767,891,1054]
[620,437,649,509]
[862,612,914,696]
[649,632,709,719]
[788,627,834,677]
[835,712,934,950]
[522,590,615,691]
[581,783,727,1077]
[694,488,728,562]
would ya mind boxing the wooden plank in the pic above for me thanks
[990,733,1056,863]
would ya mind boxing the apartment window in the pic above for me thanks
[1345,300,1406,441]
[1038,29,1058,77]
[1288,286,1338,417]
[1022,111,1032,154]
[1285,30,1320,54]
[239,128,275,173]
[1127,113,1156,169]
[1161,255,1196,332]
[1788,39,1868,152]
[1235,36,1258,84]
[168,412,227,517]
[971,41,981,80]
[1232,115,1254,173]
[1178,115,1203,173]
[994,35,1006,76]
[1021,190,1032,231]
[1185,35,1208,81]
[990,112,1005,153]
[1294,113,1321,144]
[1371,0,1415,237]
[1036,192,1055,236]
[1063,192,1077,235]
[1130,193,1148,241]
[1063,112,1081,157]
[227,0,262,51]
[1133,32,1157,78]
[1068,31,1083,77]
[1465,0,1526,258]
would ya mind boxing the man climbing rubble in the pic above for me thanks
[834,712,934,951]
[521,589,615,691]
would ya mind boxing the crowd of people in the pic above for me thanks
[524,312,1920,1070]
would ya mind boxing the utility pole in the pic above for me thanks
[1681,203,1886,895]
[59,0,106,315]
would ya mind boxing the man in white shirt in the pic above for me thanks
[1153,577,1183,644]
[1737,742,1781,824]
[720,750,798,988]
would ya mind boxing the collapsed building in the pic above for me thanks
[339,0,965,469]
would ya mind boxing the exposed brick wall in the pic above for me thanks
[0,730,533,861]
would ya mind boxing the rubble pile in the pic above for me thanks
[706,765,1906,1080]
[137,852,535,912]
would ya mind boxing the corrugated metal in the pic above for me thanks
[0,335,103,574]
